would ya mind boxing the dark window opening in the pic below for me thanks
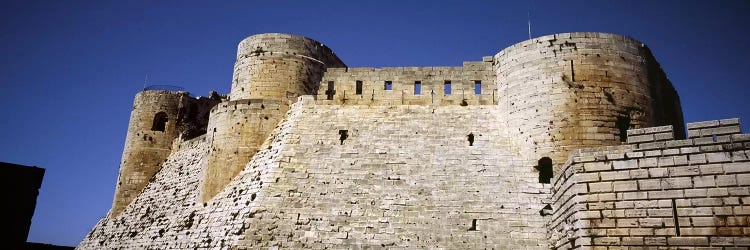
[444,81,452,95]
[326,81,335,100]
[355,81,363,95]
[467,133,475,146]
[616,115,631,142]
[414,81,422,95]
[570,60,575,82]
[151,112,168,131]
[535,157,553,183]
[712,134,718,142]
[474,81,481,95]
[384,81,393,90]
[468,219,477,231]
[339,130,348,145]
[672,198,680,236]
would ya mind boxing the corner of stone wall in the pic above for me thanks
[548,118,750,249]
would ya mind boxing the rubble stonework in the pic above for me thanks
[79,32,748,249]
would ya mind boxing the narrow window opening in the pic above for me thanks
[355,81,363,95]
[474,81,481,95]
[570,60,575,82]
[616,115,631,142]
[468,219,477,231]
[384,81,393,90]
[339,130,348,145]
[672,198,681,236]
[444,81,452,95]
[326,81,335,100]
[151,112,168,131]
[414,81,422,95]
[712,134,718,142]
[467,133,475,146]
[535,157,553,183]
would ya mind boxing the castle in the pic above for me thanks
[78,32,750,249]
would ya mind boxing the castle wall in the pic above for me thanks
[202,99,288,201]
[495,32,684,173]
[232,97,550,249]
[316,57,495,105]
[111,90,186,216]
[79,97,554,249]
[549,118,750,249]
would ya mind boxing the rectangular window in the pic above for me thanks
[444,81,452,95]
[384,81,393,90]
[474,80,481,95]
[355,80,363,95]
[326,81,335,100]
[414,81,422,95]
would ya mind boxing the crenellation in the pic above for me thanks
[79,32,748,249]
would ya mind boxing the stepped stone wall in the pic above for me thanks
[549,118,750,249]
[79,97,555,249]
[235,97,549,249]
[203,99,288,201]
[79,98,306,249]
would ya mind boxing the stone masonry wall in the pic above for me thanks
[495,32,684,173]
[232,96,550,249]
[203,99,288,201]
[549,118,750,249]
[316,57,495,106]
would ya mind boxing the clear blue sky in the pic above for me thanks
[1,0,747,246]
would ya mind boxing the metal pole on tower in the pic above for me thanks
[528,11,532,40]
[143,74,149,90]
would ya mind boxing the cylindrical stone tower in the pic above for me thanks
[229,33,346,101]
[202,33,346,201]
[111,90,187,216]
[495,32,683,172]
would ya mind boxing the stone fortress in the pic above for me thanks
[78,32,750,249]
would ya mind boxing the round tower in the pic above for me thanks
[229,33,346,101]
[111,90,187,216]
[202,33,345,201]
[495,32,684,172]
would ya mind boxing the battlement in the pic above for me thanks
[316,57,496,106]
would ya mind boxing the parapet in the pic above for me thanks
[549,118,750,248]
[316,58,495,106]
